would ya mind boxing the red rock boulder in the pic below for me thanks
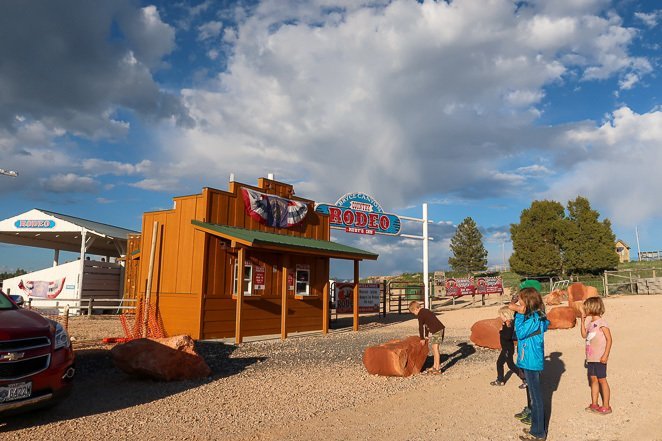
[568,283,600,317]
[363,336,429,377]
[111,335,211,381]
[547,306,577,329]
[470,318,503,349]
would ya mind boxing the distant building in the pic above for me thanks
[639,251,662,261]
[615,239,630,263]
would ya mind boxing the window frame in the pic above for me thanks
[295,267,310,296]
[233,261,253,296]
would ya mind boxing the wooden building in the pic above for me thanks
[124,177,378,342]
[615,239,630,263]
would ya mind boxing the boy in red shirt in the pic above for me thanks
[409,300,445,374]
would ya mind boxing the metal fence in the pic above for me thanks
[387,281,424,314]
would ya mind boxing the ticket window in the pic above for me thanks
[295,267,310,296]
[233,262,252,296]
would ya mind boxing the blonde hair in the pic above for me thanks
[583,297,605,316]
[498,306,514,321]
[519,288,545,315]
[408,300,421,312]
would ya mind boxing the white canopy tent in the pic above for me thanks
[0,208,138,299]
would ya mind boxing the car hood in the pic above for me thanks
[0,309,52,340]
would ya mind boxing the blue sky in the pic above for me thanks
[1,0,661,278]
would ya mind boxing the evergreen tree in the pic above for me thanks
[510,200,565,276]
[562,196,619,274]
[448,217,488,274]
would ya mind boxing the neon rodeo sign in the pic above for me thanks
[315,193,401,236]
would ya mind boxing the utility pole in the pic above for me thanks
[635,226,641,261]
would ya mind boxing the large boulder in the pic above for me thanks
[111,335,212,381]
[547,306,577,329]
[363,336,429,377]
[470,318,503,349]
[568,283,600,317]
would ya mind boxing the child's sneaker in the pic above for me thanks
[520,414,532,425]
[514,407,530,420]
[585,404,599,412]
[596,406,612,415]
[490,380,505,386]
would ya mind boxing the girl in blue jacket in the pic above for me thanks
[509,286,549,441]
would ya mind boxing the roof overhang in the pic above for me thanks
[0,209,138,257]
[191,220,378,261]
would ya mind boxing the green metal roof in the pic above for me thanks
[191,220,378,260]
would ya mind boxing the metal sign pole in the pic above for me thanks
[423,203,429,309]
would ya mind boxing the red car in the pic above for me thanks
[0,290,75,415]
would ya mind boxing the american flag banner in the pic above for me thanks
[241,187,309,228]
[18,278,66,299]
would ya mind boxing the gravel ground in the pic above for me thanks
[3,296,658,441]
[0,310,490,441]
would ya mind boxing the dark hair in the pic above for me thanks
[519,288,545,315]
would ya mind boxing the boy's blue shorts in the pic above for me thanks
[586,362,607,379]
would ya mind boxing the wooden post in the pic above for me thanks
[235,247,245,344]
[281,255,289,340]
[63,305,70,331]
[143,221,159,338]
[353,260,359,332]
[322,272,329,335]
[87,298,94,319]
[382,279,387,317]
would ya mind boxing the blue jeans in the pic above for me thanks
[523,369,545,438]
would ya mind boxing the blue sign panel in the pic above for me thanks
[316,193,401,236]
[14,219,56,229]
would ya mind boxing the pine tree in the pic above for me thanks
[510,200,565,276]
[448,217,488,274]
[562,196,619,274]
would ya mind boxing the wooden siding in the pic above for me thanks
[202,297,324,339]
[124,178,333,340]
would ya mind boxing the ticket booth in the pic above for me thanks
[126,177,378,342]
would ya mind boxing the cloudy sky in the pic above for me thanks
[1,0,661,278]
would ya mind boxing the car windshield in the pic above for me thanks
[0,291,15,310]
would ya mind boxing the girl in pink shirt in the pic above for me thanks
[580,297,613,415]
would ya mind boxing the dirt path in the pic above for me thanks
[2,296,660,441]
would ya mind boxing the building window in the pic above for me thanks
[233,262,253,295]
[616,247,624,253]
[296,267,310,295]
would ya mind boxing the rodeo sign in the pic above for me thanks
[315,192,401,236]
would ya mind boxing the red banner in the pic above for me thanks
[445,277,475,297]
[475,276,504,295]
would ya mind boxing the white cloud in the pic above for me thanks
[515,164,553,176]
[634,11,661,28]
[39,173,99,193]
[0,2,190,137]
[81,159,152,176]
[147,0,649,209]
[129,178,180,192]
[198,21,223,41]
[545,107,662,225]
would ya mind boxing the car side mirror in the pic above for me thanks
[10,295,25,307]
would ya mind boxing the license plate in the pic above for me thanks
[0,382,32,403]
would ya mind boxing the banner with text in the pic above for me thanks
[445,277,476,297]
[335,282,381,313]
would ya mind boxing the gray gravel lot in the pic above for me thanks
[0,314,489,441]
